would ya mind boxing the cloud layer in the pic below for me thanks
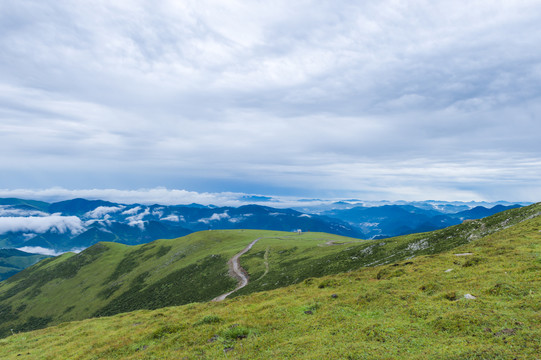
[1,1,541,201]
[0,215,84,235]
[85,206,125,219]
[16,246,83,256]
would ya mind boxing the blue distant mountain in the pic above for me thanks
[322,203,522,239]
[0,198,522,262]
[0,198,362,255]
[0,248,50,281]
[48,198,118,215]
[452,205,521,220]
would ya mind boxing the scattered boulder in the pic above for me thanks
[464,294,476,300]
[331,294,338,299]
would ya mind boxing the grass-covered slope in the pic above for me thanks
[0,230,360,338]
[1,203,540,359]
[234,202,541,296]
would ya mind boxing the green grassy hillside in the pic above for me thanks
[0,230,361,338]
[0,203,539,359]
[1,203,540,341]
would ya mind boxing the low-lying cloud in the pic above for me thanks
[0,215,84,235]
[85,206,125,219]
[122,206,143,215]
[0,188,326,208]
[127,220,146,230]
[126,208,150,223]
[16,246,84,256]
[0,206,49,217]
[161,214,181,222]
[0,188,254,206]
[198,211,230,224]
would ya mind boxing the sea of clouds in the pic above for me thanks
[15,246,83,256]
[0,215,84,235]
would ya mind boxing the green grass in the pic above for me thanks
[0,206,539,359]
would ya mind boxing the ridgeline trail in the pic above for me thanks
[212,234,336,301]
[212,238,261,302]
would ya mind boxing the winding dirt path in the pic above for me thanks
[212,238,261,302]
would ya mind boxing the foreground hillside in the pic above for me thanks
[0,203,539,359]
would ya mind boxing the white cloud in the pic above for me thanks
[161,214,181,222]
[16,246,63,256]
[22,233,36,240]
[210,212,230,221]
[0,206,49,217]
[128,220,146,230]
[125,207,150,222]
[16,246,84,256]
[123,207,150,230]
[152,208,164,218]
[0,188,255,206]
[0,215,84,235]
[85,206,124,218]
[198,211,230,224]
[1,1,541,201]
[122,206,142,215]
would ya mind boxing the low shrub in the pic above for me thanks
[149,324,183,339]
[219,325,256,341]
[194,314,222,326]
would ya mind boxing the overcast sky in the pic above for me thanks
[1,0,540,202]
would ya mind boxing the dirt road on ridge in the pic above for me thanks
[212,238,261,302]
